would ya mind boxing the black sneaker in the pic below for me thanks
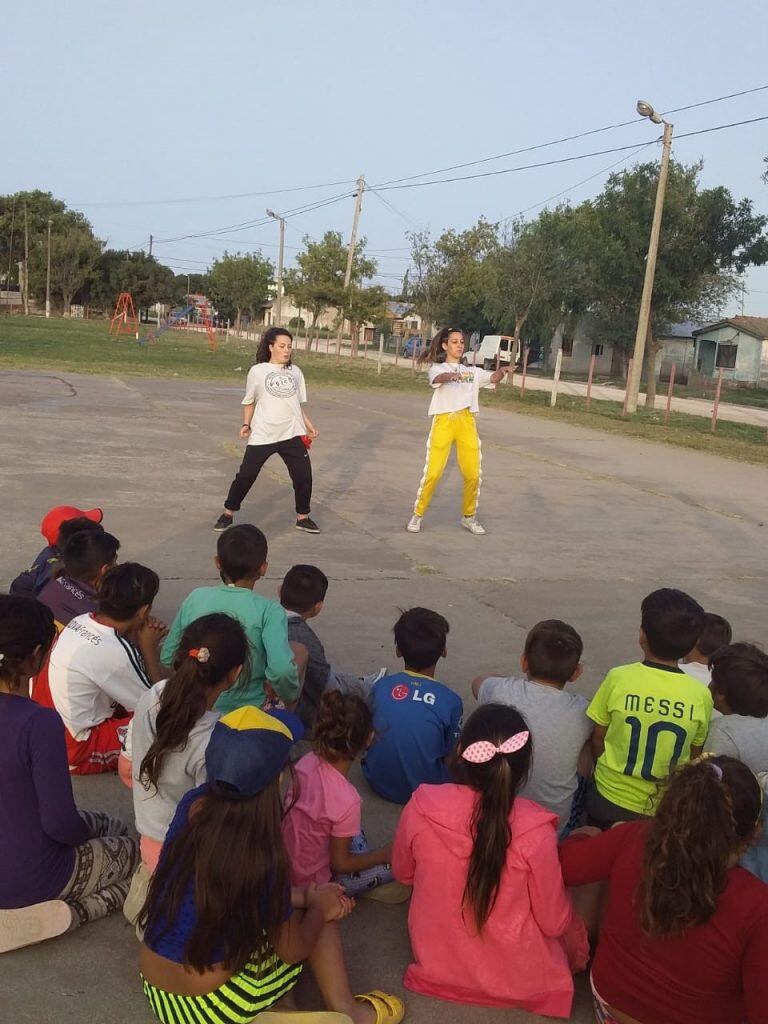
[213,513,233,532]
[295,516,320,534]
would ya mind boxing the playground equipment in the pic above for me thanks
[109,292,139,339]
[144,300,218,351]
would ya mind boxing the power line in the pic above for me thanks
[663,83,768,116]
[673,113,768,140]
[70,178,356,209]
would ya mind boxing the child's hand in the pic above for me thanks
[137,618,165,650]
[305,883,355,922]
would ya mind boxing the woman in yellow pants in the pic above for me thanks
[408,328,508,535]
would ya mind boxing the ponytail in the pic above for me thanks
[419,327,464,365]
[313,689,372,762]
[451,704,532,931]
[140,613,249,791]
[639,756,762,938]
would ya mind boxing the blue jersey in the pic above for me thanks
[362,671,463,804]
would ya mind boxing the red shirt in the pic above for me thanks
[559,821,768,1024]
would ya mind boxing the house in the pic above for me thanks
[692,317,768,384]
[656,321,702,383]
[554,315,613,374]
[385,301,423,339]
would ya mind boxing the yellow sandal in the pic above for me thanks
[354,990,405,1024]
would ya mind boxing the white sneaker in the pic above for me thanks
[0,901,72,953]
[461,516,486,535]
[406,515,422,533]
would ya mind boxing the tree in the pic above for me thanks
[583,160,768,406]
[343,284,390,345]
[284,231,376,349]
[89,250,177,313]
[49,229,102,315]
[208,252,274,332]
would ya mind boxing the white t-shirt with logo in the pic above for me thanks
[242,363,307,445]
[48,613,153,741]
[427,362,495,416]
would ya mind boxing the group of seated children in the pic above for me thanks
[1,505,768,1024]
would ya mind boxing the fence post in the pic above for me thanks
[412,342,417,375]
[585,353,596,410]
[377,332,384,376]
[622,359,634,417]
[394,341,399,367]
[711,366,724,433]
[550,349,563,407]
[520,346,529,398]
[664,362,676,427]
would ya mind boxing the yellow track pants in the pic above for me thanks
[413,409,482,518]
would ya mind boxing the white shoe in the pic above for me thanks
[0,901,72,953]
[461,516,486,535]
[406,515,422,533]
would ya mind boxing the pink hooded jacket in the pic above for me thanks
[392,783,588,1018]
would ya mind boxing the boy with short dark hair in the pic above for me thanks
[47,562,164,774]
[363,607,463,804]
[38,530,120,628]
[587,588,712,826]
[473,619,592,830]
[705,643,768,770]
[162,524,299,713]
[680,611,733,686]
[10,505,104,597]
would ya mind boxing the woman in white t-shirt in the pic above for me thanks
[215,327,320,533]
[408,328,507,535]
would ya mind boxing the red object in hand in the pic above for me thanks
[301,435,313,449]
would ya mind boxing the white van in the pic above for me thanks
[468,334,518,369]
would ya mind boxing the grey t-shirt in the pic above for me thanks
[705,711,768,774]
[126,679,219,842]
[477,676,592,828]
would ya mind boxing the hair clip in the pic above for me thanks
[461,731,530,764]
[0,652,5,664]
[706,761,724,782]
[189,647,210,663]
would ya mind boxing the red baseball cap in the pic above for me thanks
[40,505,103,546]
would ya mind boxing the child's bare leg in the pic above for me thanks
[307,921,375,1024]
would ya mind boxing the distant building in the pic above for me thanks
[385,301,423,339]
[553,315,613,374]
[692,317,768,384]
[656,321,702,383]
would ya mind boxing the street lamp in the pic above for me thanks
[266,208,286,327]
[45,218,53,319]
[625,99,674,414]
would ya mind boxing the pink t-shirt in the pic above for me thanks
[282,752,362,888]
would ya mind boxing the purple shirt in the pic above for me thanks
[9,544,61,597]
[0,693,89,907]
[38,575,98,627]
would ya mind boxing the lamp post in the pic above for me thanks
[266,209,286,327]
[45,218,53,318]
[625,99,673,415]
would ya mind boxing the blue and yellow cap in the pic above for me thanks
[205,706,304,798]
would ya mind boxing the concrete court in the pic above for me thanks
[1,367,768,1024]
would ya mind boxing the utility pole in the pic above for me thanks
[23,202,29,315]
[45,218,52,319]
[149,234,153,257]
[266,209,286,326]
[341,174,365,350]
[626,102,673,415]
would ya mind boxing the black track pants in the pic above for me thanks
[224,436,312,515]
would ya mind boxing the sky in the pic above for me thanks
[4,0,768,315]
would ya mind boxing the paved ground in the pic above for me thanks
[2,368,768,1024]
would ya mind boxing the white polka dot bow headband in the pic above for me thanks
[461,731,530,763]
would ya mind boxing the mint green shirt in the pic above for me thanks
[161,584,299,712]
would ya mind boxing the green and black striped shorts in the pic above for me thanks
[142,953,302,1024]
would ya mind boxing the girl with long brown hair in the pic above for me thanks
[407,327,508,536]
[560,756,768,1024]
[392,703,587,1017]
[123,613,249,872]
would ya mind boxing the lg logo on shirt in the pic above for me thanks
[391,684,435,705]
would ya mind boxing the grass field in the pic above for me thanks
[2,314,768,465]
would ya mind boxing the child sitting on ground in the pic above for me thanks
[38,529,120,628]
[473,619,593,833]
[393,703,587,1017]
[0,596,138,953]
[46,562,165,774]
[279,564,385,728]
[586,587,713,827]
[680,611,733,685]
[162,524,299,714]
[363,607,463,804]
[139,706,403,1024]
[10,505,104,597]
[283,690,397,899]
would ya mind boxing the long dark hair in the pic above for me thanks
[313,689,372,762]
[255,326,293,365]
[139,614,249,791]
[419,326,464,365]
[0,595,56,690]
[140,780,290,973]
[639,756,761,938]
[451,703,532,931]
